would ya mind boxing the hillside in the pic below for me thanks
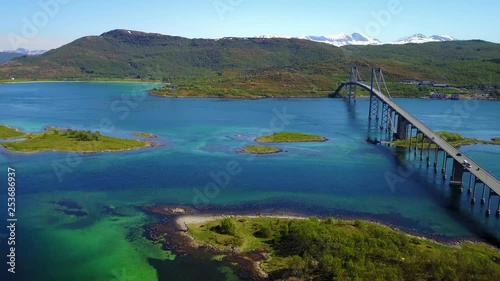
[0,52,24,63]
[1,29,499,98]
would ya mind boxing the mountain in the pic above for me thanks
[0,52,24,63]
[0,48,47,63]
[259,33,456,46]
[258,33,380,46]
[5,48,47,56]
[297,33,381,47]
[0,29,498,97]
[391,34,456,44]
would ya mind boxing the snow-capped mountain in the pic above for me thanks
[258,33,380,47]
[298,33,381,47]
[257,33,456,46]
[3,48,46,56]
[390,34,456,44]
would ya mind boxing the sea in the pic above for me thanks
[0,82,499,280]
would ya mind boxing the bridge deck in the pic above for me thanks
[350,81,500,195]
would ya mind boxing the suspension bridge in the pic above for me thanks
[334,66,500,216]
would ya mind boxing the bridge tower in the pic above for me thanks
[367,68,397,141]
[368,68,381,120]
[345,66,362,101]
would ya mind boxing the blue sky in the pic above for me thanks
[1,0,499,50]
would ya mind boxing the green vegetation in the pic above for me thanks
[240,145,282,154]
[132,132,157,138]
[188,217,500,281]
[0,125,28,139]
[392,131,500,148]
[255,132,326,143]
[1,29,498,98]
[1,127,149,153]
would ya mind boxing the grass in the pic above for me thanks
[188,217,500,280]
[0,125,29,139]
[391,131,499,148]
[132,132,157,138]
[1,128,149,153]
[255,132,326,143]
[240,145,282,154]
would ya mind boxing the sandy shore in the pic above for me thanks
[175,214,306,231]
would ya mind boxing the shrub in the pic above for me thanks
[218,218,236,236]
[254,224,272,238]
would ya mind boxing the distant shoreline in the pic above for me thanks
[0,79,161,84]
[1,80,498,100]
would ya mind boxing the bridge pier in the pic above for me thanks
[471,178,478,204]
[414,131,419,156]
[442,152,448,179]
[434,147,439,173]
[480,184,487,204]
[467,173,473,193]
[408,126,414,151]
[426,141,431,166]
[450,160,465,189]
[420,135,425,160]
[486,190,492,216]
[497,198,500,216]
[396,115,409,140]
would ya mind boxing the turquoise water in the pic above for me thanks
[0,82,499,280]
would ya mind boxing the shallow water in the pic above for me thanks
[0,82,499,280]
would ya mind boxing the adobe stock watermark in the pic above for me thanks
[354,0,405,41]
[52,65,168,182]
[8,0,72,50]
[213,0,244,20]
[192,106,296,207]
[385,162,417,193]
[437,99,480,131]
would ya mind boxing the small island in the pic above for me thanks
[255,132,327,143]
[132,132,157,138]
[186,216,500,280]
[240,145,282,154]
[391,131,500,148]
[1,126,152,153]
